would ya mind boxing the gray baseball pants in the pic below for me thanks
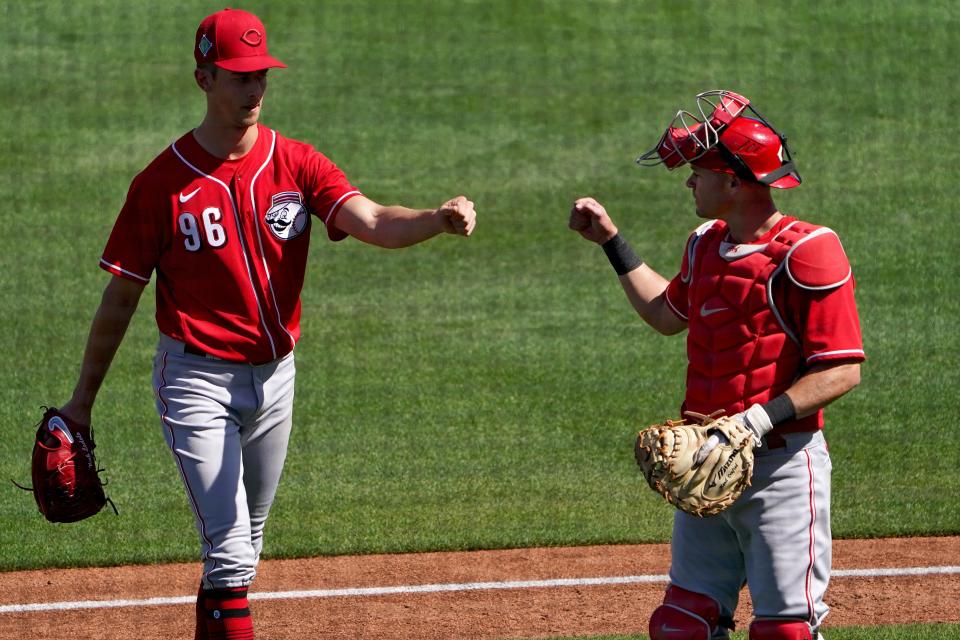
[153,334,295,589]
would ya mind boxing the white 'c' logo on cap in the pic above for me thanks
[241,29,262,46]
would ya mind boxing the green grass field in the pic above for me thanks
[2,0,958,634]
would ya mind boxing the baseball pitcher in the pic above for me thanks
[55,8,476,639]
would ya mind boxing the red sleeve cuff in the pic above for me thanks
[323,190,362,241]
[664,280,688,321]
[806,349,865,364]
[99,258,150,283]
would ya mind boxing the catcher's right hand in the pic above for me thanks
[692,404,774,464]
[634,412,755,518]
[15,407,116,523]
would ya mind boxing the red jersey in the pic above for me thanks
[101,124,361,363]
[664,216,865,432]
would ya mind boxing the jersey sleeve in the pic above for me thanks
[784,275,865,365]
[99,171,164,284]
[664,271,689,320]
[295,146,362,242]
[663,226,705,321]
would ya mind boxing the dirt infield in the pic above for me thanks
[1,536,957,639]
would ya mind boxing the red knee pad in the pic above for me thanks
[750,618,813,640]
[649,585,722,640]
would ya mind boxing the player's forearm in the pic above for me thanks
[784,361,861,419]
[362,205,445,248]
[68,277,145,413]
[337,195,474,247]
[618,265,687,335]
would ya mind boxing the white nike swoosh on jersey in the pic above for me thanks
[179,186,201,203]
[700,304,729,317]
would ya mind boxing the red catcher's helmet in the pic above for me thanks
[637,90,801,189]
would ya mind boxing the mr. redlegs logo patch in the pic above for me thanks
[265,192,309,240]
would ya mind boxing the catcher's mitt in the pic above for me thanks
[14,407,116,523]
[634,412,755,517]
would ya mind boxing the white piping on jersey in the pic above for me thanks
[665,292,688,321]
[680,219,717,285]
[767,262,801,346]
[807,348,864,363]
[171,140,279,361]
[99,258,150,283]
[770,219,799,242]
[326,190,361,226]
[771,266,864,360]
[762,222,833,346]
[767,259,866,362]
[247,129,296,351]
[784,227,852,291]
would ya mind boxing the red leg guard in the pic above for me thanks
[202,587,254,640]
[649,585,722,640]
[750,618,813,640]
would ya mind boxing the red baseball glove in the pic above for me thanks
[15,407,116,523]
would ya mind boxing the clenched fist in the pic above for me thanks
[438,195,477,236]
[569,197,618,244]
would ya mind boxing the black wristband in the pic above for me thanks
[760,393,797,426]
[601,234,644,276]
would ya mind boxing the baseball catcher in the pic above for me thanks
[573,88,864,640]
[635,411,761,517]
[15,407,116,523]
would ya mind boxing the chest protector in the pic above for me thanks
[680,218,851,432]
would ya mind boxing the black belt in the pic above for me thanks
[182,342,283,366]
[764,432,787,449]
[183,343,217,359]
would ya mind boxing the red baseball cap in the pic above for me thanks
[194,8,286,72]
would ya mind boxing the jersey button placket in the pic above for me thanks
[232,172,275,362]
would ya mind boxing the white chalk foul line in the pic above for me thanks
[833,565,960,578]
[2,566,958,614]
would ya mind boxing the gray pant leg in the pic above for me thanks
[668,509,745,618]
[668,431,832,633]
[241,354,295,564]
[734,432,832,628]
[154,352,256,588]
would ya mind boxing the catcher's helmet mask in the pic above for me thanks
[637,90,801,189]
